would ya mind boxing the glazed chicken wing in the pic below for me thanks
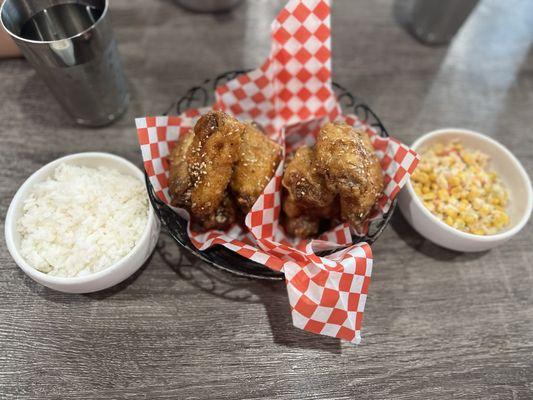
[281,146,337,238]
[282,146,335,216]
[231,123,282,213]
[187,111,244,219]
[168,111,242,230]
[283,213,320,239]
[314,122,384,226]
[168,130,195,208]
[199,193,238,231]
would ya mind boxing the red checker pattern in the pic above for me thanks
[284,243,373,343]
[215,0,340,140]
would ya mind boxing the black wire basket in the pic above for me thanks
[145,70,397,280]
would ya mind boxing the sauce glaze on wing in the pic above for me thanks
[187,111,243,219]
[168,130,195,208]
[282,146,335,215]
[314,122,384,227]
[231,123,282,213]
[168,111,281,231]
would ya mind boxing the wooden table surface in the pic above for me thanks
[1,1,532,399]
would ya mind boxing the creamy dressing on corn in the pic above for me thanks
[412,141,510,235]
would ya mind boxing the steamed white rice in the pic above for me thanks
[17,163,149,277]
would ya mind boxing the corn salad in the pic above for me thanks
[411,141,510,235]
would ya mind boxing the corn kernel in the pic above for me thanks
[448,176,460,187]
[501,213,509,225]
[422,193,436,201]
[451,187,463,197]
[463,154,474,165]
[435,176,447,189]
[464,213,477,226]
[438,189,449,201]
[455,219,466,230]
[492,221,503,229]
[467,188,480,201]
[479,204,490,216]
[472,198,483,210]
[415,172,429,184]
[492,211,509,226]
[444,206,458,217]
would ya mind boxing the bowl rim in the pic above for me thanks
[1,0,109,46]
[404,127,533,242]
[4,152,156,286]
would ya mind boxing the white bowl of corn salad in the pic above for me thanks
[399,128,532,252]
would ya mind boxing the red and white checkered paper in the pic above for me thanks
[136,0,419,344]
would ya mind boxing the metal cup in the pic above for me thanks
[395,0,479,46]
[1,0,129,126]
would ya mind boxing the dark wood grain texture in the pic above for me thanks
[1,0,532,399]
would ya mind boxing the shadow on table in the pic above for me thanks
[157,232,342,354]
[86,253,155,300]
[22,251,155,303]
[18,73,72,129]
[390,211,488,262]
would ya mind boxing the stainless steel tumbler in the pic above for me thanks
[395,0,479,45]
[1,0,128,126]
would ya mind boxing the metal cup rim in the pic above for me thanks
[0,0,109,45]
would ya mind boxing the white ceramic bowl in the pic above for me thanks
[399,128,532,252]
[5,152,160,293]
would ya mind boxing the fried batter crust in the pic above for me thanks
[284,214,320,238]
[199,193,238,231]
[168,130,195,208]
[314,121,384,226]
[231,123,282,213]
[187,111,244,218]
[281,146,335,216]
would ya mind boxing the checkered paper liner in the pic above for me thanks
[136,0,419,343]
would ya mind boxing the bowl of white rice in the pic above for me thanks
[4,152,160,293]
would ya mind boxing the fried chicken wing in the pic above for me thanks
[187,111,244,219]
[230,123,282,213]
[199,193,238,231]
[282,194,303,219]
[167,111,243,230]
[281,146,336,216]
[339,187,381,227]
[283,214,320,239]
[168,130,195,208]
[314,121,384,226]
[281,146,338,237]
